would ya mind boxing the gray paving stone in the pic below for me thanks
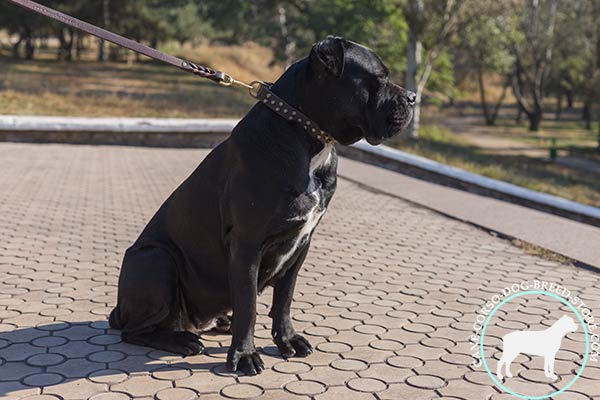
[0,143,598,400]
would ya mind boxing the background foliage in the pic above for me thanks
[1,0,600,141]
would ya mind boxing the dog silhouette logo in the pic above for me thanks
[497,315,578,381]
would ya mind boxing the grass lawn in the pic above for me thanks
[387,124,600,208]
[0,44,282,118]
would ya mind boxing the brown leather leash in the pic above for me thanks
[7,0,334,145]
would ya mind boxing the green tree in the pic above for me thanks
[460,4,514,125]
[510,0,560,131]
[402,0,480,137]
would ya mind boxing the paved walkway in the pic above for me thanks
[0,143,599,400]
[338,158,600,269]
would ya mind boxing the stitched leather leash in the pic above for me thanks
[7,0,335,145]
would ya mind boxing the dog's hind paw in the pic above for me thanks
[214,314,232,334]
[123,330,205,357]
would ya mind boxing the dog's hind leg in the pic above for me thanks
[501,350,518,378]
[496,357,505,380]
[545,353,558,380]
[109,245,204,356]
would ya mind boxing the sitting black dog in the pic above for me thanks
[109,36,415,376]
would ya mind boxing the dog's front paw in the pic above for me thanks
[226,347,264,375]
[274,334,313,358]
[548,373,558,380]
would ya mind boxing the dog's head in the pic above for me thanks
[303,36,415,146]
[557,315,578,333]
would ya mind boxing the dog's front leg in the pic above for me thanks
[270,245,313,358]
[548,354,558,380]
[543,355,551,378]
[226,240,264,375]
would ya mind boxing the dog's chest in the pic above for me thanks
[261,144,333,284]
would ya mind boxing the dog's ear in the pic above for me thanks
[309,36,346,79]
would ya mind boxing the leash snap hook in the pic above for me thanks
[219,73,253,90]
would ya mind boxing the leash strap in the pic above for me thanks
[6,0,243,86]
[7,0,335,144]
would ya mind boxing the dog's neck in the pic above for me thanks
[266,61,332,159]
[548,320,569,334]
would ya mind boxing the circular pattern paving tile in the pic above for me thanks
[284,380,327,396]
[440,353,475,366]
[88,350,126,363]
[221,383,264,399]
[89,393,131,400]
[316,341,352,354]
[31,336,68,348]
[304,326,337,337]
[406,374,447,389]
[273,360,312,374]
[87,369,129,384]
[152,366,192,381]
[386,355,425,369]
[369,339,404,351]
[23,373,64,387]
[353,324,387,335]
[26,353,65,367]
[347,377,387,393]
[156,387,198,400]
[330,358,368,371]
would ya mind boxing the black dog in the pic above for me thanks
[109,36,415,376]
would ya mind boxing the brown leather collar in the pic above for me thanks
[251,82,335,145]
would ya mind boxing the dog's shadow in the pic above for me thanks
[0,320,281,396]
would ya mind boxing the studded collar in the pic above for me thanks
[251,82,335,145]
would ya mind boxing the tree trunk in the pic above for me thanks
[479,73,509,127]
[528,110,542,131]
[597,116,600,153]
[57,29,66,60]
[12,29,24,59]
[489,78,510,125]
[278,6,295,69]
[566,90,574,109]
[597,115,600,153]
[555,92,562,120]
[405,27,422,138]
[583,101,592,130]
[75,32,83,60]
[24,27,34,60]
[24,38,34,60]
[98,0,110,61]
[477,65,493,125]
[516,104,524,124]
[66,28,74,61]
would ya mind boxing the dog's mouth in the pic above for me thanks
[365,109,413,146]
[366,136,384,145]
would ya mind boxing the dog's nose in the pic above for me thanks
[406,91,416,105]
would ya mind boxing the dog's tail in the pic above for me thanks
[108,307,122,330]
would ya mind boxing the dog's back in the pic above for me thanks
[501,315,577,357]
